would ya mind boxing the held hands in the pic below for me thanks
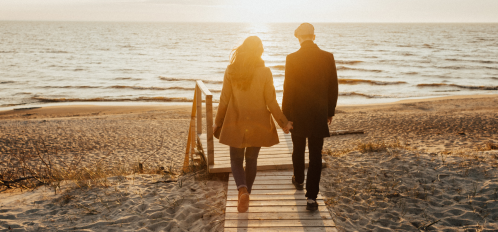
[212,123,218,135]
[282,121,293,134]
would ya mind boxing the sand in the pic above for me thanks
[1,94,498,231]
[0,173,227,232]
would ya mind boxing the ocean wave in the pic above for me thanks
[43,86,100,89]
[337,66,382,73]
[339,79,406,85]
[108,85,222,93]
[339,92,388,98]
[336,60,363,65]
[417,83,498,90]
[114,77,143,81]
[40,84,223,93]
[32,96,219,103]
[44,50,69,54]
[400,52,414,56]
[445,58,497,64]
[158,76,223,84]
[14,92,32,95]
[0,81,15,84]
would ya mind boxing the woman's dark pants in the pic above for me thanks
[291,134,324,200]
[230,146,261,194]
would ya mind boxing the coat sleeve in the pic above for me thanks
[264,68,289,128]
[328,54,339,117]
[282,55,293,121]
[215,67,232,126]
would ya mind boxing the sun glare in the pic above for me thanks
[247,23,274,61]
[234,0,303,23]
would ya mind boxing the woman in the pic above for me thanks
[213,36,293,213]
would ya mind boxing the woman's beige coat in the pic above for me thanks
[215,65,289,148]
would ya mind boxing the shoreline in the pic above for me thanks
[1,94,497,119]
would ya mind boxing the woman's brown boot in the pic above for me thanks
[237,187,250,213]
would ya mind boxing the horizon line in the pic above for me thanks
[1,20,498,24]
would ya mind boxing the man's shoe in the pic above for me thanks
[292,176,304,190]
[306,198,318,211]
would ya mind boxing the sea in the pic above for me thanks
[1,22,497,109]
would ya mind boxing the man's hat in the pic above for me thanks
[294,23,314,38]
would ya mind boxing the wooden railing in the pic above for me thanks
[183,80,214,172]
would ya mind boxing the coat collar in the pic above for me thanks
[299,40,319,50]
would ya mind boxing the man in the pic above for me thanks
[282,23,339,211]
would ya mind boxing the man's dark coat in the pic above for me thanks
[282,40,339,138]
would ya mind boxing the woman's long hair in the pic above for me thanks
[229,36,264,90]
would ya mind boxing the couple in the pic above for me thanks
[213,23,339,213]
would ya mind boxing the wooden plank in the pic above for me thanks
[225,212,332,220]
[229,180,304,185]
[199,140,294,148]
[224,219,335,228]
[206,95,214,166]
[224,227,338,232]
[215,156,302,163]
[226,199,325,207]
[225,206,329,213]
[190,89,198,162]
[212,150,304,156]
[183,89,197,172]
[196,80,212,95]
[231,170,297,176]
[226,194,323,201]
[229,176,296,181]
[196,84,202,134]
[202,146,295,152]
[210,148,297,153]
[213,151,294,156]
[210,163,299,173]
[228,189,305,196]
[216,158,308,165]
[228,184,305,190]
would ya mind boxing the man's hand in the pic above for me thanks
[283,121,293,134]
[327,116,333,125]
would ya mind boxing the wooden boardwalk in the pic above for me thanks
[199,131,326,173]
[225,169,337,232]
[198,132,336,231]
[188,81,335,231]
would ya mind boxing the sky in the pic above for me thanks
[1,0,498,23]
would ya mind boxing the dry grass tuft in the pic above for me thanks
[0,137,187,193]
[357,140,407,153]
[476,141,498,151]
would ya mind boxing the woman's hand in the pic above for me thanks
[212,123,218,135]
[283,121,293,134]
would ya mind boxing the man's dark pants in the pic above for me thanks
[291,133,324,199]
